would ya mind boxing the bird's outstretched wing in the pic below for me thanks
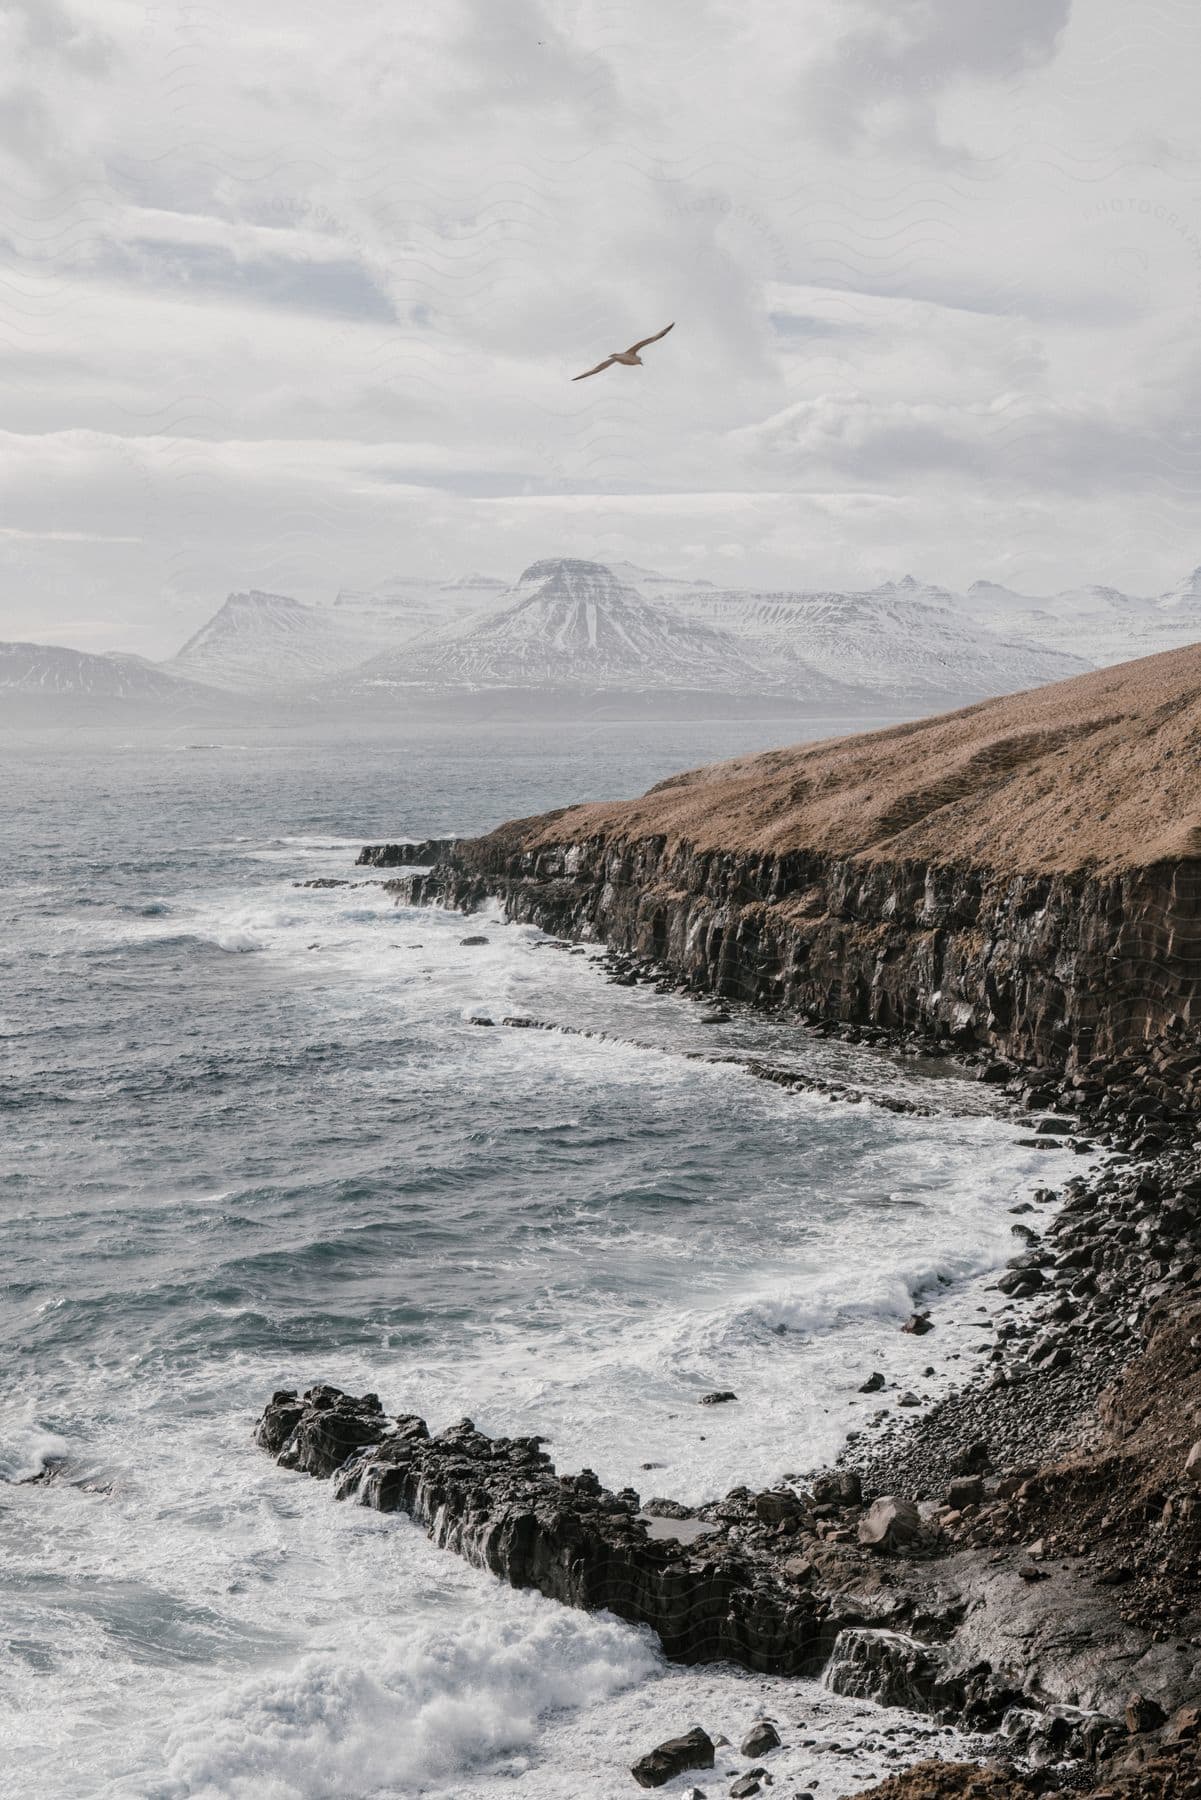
[572,356,618,381]
[626,321,674,355]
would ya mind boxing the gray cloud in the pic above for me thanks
[801,0,1072,153]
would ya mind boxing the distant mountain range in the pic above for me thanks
[5,556,1201,716]
[0,641,208,701]
[339,558,857,702]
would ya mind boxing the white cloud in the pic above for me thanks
[0,0,1198,653]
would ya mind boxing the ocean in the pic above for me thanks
[0,723,1079,1798]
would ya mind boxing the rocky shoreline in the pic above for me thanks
[258,798,1201,1794]
[254,1088,1201,1795]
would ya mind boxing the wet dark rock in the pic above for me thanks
[259,1389,850,1674]
[630,1727,715,1788]
[255,1385,387,1476]
[824,1626,948,1711]
[740,1720,782,1757]
[699,1390,738,1406]
[811,1469,862,1507]
[460,935,489,946]
[953,1441,992,1476]
[902,1314,934,1336]
[356,839,458,868]
[860,1372,886,1393]
[728,1776,763,1798]
[997,1268,1045,1297]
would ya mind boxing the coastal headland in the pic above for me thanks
[266,646,1201,1796]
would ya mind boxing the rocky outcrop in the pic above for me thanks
[254,1359,1200,1749]
[255,1386,858,1675]
[389,833,1201,1109]
[356,838,458,868]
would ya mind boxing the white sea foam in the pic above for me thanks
[3,813,1080,1798]
[146,1601,657,1800]
[0,1403,69,1483]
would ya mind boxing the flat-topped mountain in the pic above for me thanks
[344,556,853,699]
[494,640,1201,875]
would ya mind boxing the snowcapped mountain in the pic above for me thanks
[670,574,1090,702]
[0,641,212,701]
[328,572,505,642]
[171,577,508,692]
[170,590,393,691]
[1147,566,1201,642]
[118,555,1201,710]
[961,571,1201,665]
[340,558,852,699]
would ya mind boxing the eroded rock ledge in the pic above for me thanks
[254,1307,1201,1767]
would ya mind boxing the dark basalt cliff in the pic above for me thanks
[390,645,1201,1109]
[396,834,1201,1108]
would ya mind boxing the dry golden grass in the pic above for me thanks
[528,643,1201,873]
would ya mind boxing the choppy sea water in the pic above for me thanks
[0,725,1080,1798]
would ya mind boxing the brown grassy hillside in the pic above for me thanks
[527,643,1201,874]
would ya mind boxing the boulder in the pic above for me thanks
[754,1490,804,1525]
[945,1475,984,1510]
[254,1388,305,1455]
[1184,1440,1201,1484]
[823,1625,947,1710]
[740,1720,781,1757]
[997,1267,1045,1297]
[857,1495,922,1552]
[631,1727,715,1788]
[810,1469,862,1507]
[901,1313,933,1335]
[858,1371,885,1393]
[699,1390,737,1406]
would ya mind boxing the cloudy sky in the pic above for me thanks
[3,0,1200,654]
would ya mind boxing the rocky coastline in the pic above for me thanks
[272,665,1201,1794]
[256,850,1201,1793]
[256,1049,1201,1795]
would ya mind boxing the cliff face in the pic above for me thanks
[395,645,1201,1107]
[402,835,1201,1105]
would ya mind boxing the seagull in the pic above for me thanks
[572,321,675,381]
